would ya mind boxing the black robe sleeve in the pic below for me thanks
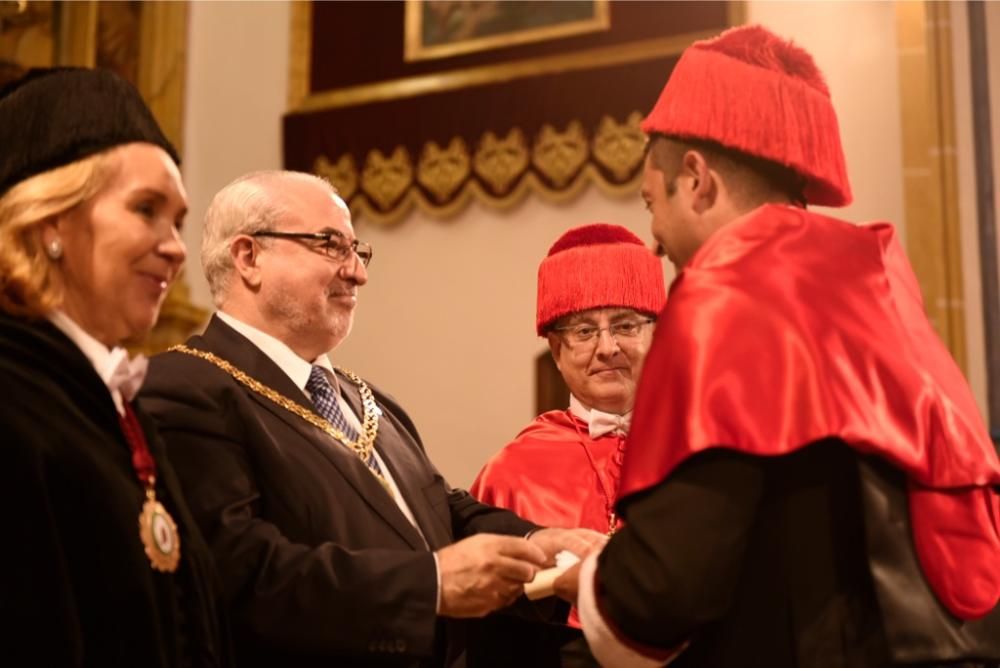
[595,449,766,650]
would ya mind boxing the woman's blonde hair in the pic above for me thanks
[0,150,117,318]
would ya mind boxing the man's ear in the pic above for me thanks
[681,149,717,213]
[546,332,563,372]
[231,236,263,289]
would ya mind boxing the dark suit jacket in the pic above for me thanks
[139,315,536,667]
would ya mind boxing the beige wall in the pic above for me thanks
[181,1,990,487]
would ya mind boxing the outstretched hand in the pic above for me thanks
[436,533,547,618]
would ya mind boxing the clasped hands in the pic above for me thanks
[436,527,606,618]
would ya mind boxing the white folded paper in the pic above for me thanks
[524,550,581,600]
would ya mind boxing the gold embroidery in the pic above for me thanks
[314,153,359,200]
[474,128,530,194]
[532,121,588,188]
[168,345,392,495]
[417,137,470,202]
[361,146,413,210]
[592,112,646,181]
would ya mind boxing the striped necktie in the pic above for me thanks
[306,365,382,475]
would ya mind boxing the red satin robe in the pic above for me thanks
[619,203,1000,620]
[472,410,624,627]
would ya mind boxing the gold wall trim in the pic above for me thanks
[313,112,645,226]
[287,0,311,110]
[344,165,641,228]
[895,0,966,370]
[404,0,611,62]
[55,1,97,67]
[290,30,721,113]
[137,1,188,153]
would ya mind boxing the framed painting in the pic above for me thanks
[404,0,610,62]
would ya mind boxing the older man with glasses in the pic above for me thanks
[470,223,666,667]
[139,170,602,668]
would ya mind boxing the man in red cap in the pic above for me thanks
[555,24,1000,667]
[469,223,665,666]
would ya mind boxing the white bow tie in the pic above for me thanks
[588,410,631,439]
[104,348,148,401]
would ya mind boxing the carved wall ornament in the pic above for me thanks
[417,137,471,202]
[532,121,588,188]
[592,112,646,181]
[361,146,414,210]
[311,111,648,226]
[314,153,359,200]
[473,128,530,195]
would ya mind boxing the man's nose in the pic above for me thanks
[341,253,368,286]
[594,327,621,357]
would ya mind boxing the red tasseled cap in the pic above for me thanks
[536,223,666,335]
[642,25,852,207]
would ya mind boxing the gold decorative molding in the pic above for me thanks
[311,112,645,226]
[289,31,723,113]
[287,0,311,110]
[592,112,646,180]
[403,0,611,62]
[895,0,966,370]
[533,121,588,188]
[417,138,471,203]
[56,1,97,67]
[315,154,359,200]
[361,147,414,210]
[137,1,187,152]
[474,128,530,194]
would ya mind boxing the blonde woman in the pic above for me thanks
[0,68,230,667]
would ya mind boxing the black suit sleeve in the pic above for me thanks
[596,449,766,649]
[141,362,440,659]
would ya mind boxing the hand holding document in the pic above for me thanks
[524,550,581,600]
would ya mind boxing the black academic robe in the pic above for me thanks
[597,440,1000,667]
[139,315,538,668]
[0,312,231,667]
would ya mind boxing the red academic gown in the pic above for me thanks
[473,410,624,628]
[616,203,1000,628]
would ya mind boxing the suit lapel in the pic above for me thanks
[339,375,453,550]
[195,316,427,549]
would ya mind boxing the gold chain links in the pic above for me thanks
[168,345,389,492]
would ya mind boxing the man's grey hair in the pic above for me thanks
[201,170,337,307]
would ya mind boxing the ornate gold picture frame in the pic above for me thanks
[404,0,610,62]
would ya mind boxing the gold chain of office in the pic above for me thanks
[167,345,389,492]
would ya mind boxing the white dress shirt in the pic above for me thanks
[48,310,142,416]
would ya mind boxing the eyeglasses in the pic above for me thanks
[553,317,655,347]
[252,230,373,267]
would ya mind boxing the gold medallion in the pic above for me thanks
[139,489,181,572]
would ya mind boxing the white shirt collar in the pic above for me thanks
[48,310,142,415]
[216,311,334,392]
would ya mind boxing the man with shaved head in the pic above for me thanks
[140,170,600,667]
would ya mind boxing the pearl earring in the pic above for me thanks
[46,238,63,260]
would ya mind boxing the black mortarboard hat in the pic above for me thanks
[0,67,179,198]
